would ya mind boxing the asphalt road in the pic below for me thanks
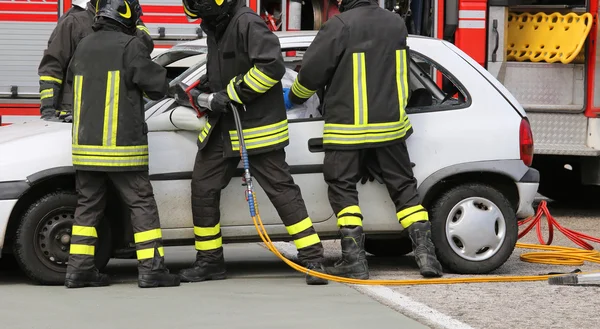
[0,243,429,329]
[1,199,600,329]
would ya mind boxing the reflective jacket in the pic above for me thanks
[289,0,412,150]
[66,21,168,172]
[38,2,154,116]
[198,1,288,157]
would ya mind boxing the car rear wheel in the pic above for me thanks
[364,237,413,257]
[13,191,112,285]
[429,183,517,274]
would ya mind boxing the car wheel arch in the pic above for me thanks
[419,160,524,212]
[5,168,127,253]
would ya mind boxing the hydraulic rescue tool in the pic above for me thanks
[181,82,600,286]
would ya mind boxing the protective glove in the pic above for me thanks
[359,150,384,184]
[282,88,294,110]
[209,90,231,114]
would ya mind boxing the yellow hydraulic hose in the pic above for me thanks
[249,195,600,285]
[229,103,600,286]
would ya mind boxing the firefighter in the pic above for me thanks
[63,0,179,288]
[178,0,329,286]
[283,0,444,279]
[38,0,154,122]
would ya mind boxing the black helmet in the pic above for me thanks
[96,0,142,29]
[181,0,233,23]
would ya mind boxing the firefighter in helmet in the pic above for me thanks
[284,0,444,279]
[178,0,329,285]
[38,0,154,122]
[64,0,180,288]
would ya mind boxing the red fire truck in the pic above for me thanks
[1,0,599,203]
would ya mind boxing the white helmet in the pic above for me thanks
[72,0,90,9]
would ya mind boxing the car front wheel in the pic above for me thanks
[429,183,517,274]
[13,191,112,285]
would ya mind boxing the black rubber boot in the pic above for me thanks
[138,269,181,288]
[408,220,443,278]
[179,251,226,283]
[304,262,329,285]
[325,226,369,279]
[65,269,110,288]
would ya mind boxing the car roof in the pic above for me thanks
[167,30,439,51]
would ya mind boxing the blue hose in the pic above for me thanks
[230,103,257,218]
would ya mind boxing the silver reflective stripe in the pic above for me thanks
[73,156,148,166]
[323,121,404,133]
[353,52,367,125]
[229,120,288,140]
[103,71,120,147]
[72,145,148,155]
[324,130,407,143]
[243,74,268,93]
[231,131,289,150]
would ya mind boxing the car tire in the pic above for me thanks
[364,237,413,257]
[13,191,112,285]
[429,183,517,274]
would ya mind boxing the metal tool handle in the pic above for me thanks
[196,93,214,111]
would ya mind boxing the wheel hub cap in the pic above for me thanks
[445,197,506,261]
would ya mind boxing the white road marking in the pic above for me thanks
[265,241,477,329]
[354,285,476,329]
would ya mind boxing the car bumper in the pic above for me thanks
[0,180,28,257]
[515,168,540,219]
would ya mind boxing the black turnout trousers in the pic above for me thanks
[67,170,167,274]
[191,125,324,265]
[323,140,429,229]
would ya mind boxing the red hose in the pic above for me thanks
[518,200,600,250]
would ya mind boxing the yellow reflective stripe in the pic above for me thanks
[243,73,269,93]
[136,25,150,35]
[250,66,277,86]
[72,155,149,167]
[400,211,429,229]
[183,4,198,18]
[195,237,222,251]
[294,233,321,249]
[229,119,288,140]
[323,127,410,145]
[231,129,288,151]
[353,52,368,126]
[396,49,409,122]
[70,244,95,255]
[337,205,362,218]
[397,205,425,220]
[72,144,148,156]
[323,118,408,134]
[291,79,315,99]
[194,224,220,237]
[198,121,212,142]
[286,217,314,236]
[72,75,83,145]
[134,228,162,244]
[40,75,62,84]
[103,70,120,147]
[72,225,98,237]
[337,216,363,227]
[40,88,53,100]
[137,247,164,260]
[227,79,242,104]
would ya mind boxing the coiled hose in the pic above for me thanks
[230,104,600,285]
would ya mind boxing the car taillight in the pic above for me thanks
[519,118,534,166]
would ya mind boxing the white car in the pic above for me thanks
[0,31,539,284]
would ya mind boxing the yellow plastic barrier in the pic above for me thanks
[506,12,593,64]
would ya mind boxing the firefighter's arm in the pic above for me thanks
[37,16,76,114]
[126,38,168,100]
[288,17,348,105]
[227,14,286,104]
[134,19,155,54]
